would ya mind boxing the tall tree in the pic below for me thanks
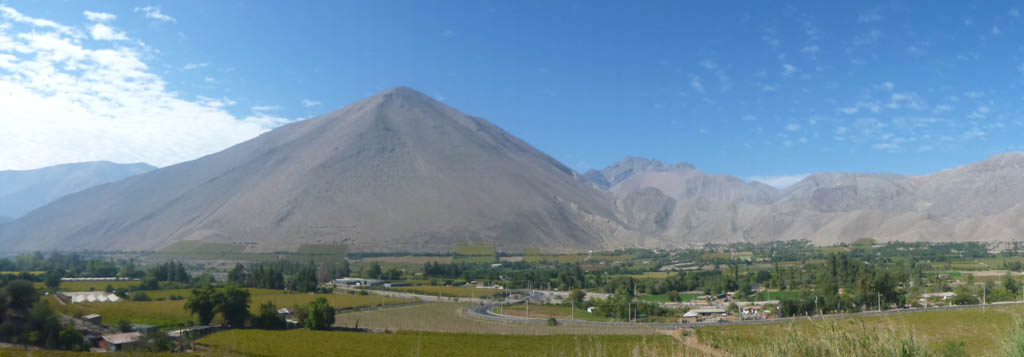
[184,285,217,325]
[216,285,251,328]
[305,297,335,330]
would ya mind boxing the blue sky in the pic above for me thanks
[1,1,1023,187]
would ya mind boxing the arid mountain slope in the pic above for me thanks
[0,87,633,253]
[589,154,1024,245]
[0,161,155,219]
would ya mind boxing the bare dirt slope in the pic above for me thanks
[0,87,631,253]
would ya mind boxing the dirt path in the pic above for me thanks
[661,328,727,357]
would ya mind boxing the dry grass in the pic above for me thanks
[199,329,700,357]
[698,305,1024,356]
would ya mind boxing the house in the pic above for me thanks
[82,314,102,325]
[920,292,956,305]
[100,332,142,351]
[683,308,727,323]
[741,306,765,320]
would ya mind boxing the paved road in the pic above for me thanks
[466,300,1024,330]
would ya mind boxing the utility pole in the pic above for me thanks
[571,301,574,321]
[877,292,881,312]
[526,298,529,318]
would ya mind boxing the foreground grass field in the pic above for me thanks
[393,285,502,298]
[49,289,415,327]
[697,305,1024,356]
[200,329,693,356]
[335,303,658,335]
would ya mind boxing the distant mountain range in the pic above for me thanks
[0,161,155,219]
[1,87,1023,253]
[586,153,1024,245]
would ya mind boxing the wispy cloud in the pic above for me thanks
[0,5,287,170]
[183,63,208,70]
[301,99,321,108]
[252,105,280,112]
[135,6,175,23]
[83,11,116,22]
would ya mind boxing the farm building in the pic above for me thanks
[332,278,384,287]
[100,332,142,351]
[683,308,727,323]
[60,291,122,304]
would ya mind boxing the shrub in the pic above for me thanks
[547,317,558,326]
[116,319,133,333]
[131,291,151,301]
[306,298,335,330]
[252,301,286,330]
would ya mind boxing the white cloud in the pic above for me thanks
[785,123,801,132]
[301,99,321,108]
[698,59,717,69]
[689,75,705,94]
[183,63,208,70]
[252,105,280,112]
[0,6,82,38]
[83,11,116,22]
[0,6,288,170]
[782,64,797,77]
[89,23,127,41]
[134,6,175,23]
[748,174,809,189]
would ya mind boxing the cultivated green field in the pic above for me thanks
[621,272,674,279]
[454,244,496,256]
[700,252,753,260]
[295,243,347,256]
[452,255,498,264]
[0,271,45,276]
[49,289,415,327]
[494,303,614,322]
[36,280,140,291]
[697,305,1024,356]
[393,285,502,298]
[639,292,700,302]
[200,329,692,357]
